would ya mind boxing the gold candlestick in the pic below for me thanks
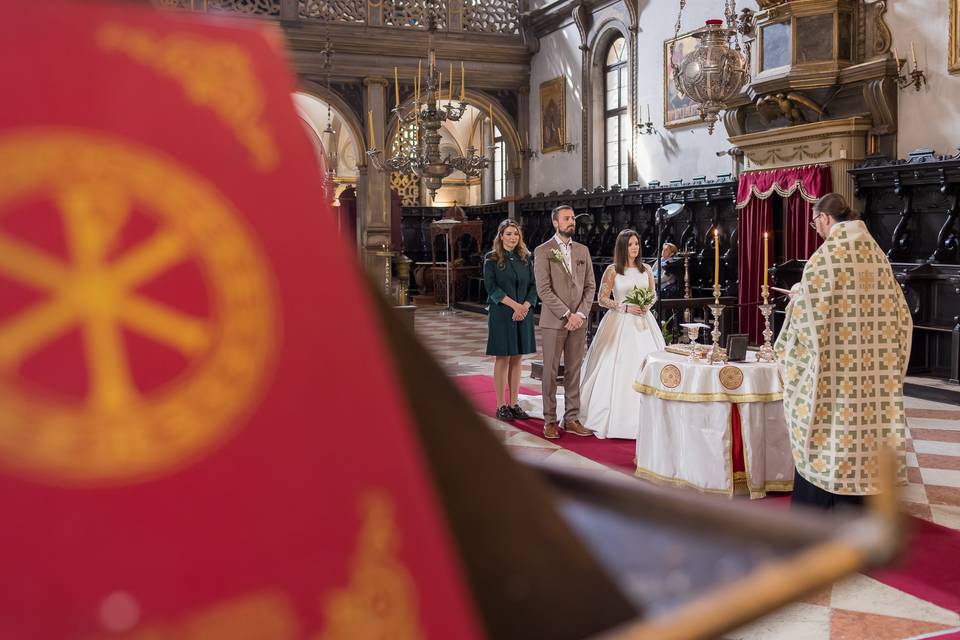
[708,284,727,365]
[757,283,776,362]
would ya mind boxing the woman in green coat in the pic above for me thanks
[484,219,538,422]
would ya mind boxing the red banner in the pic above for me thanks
[0,2,481,638]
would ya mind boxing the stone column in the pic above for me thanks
[580,41,591,190]
[362,77,392,278]
[572,3,592,190]
[484,120,495,202]
[508,168,522,204]
[355,165,368,255]
[517,85,531,197]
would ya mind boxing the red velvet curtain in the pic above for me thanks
[736,165,830,207]
[736,164,832,343]
[737,196,772,344]
[784,169,831,260]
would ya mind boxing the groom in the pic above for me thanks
[533,205,596,439]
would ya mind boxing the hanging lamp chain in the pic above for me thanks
[669,0,687,77]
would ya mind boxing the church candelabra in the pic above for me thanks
[707,284,727,364]
[757,284,776,362]
[366,11,489,200]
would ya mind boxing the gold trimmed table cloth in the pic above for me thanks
[633,350,793,498]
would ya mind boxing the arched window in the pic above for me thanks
[492,125,506,201]
[604,36,628,188]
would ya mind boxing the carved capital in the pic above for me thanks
[863,78,897,135]
[863,1,893,58]
[722,106,748,138]
[572,3,591,47]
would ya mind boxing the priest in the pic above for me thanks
[775,193,913,510]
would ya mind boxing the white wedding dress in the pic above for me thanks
[579,265,665,439]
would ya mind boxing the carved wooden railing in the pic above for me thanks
[154,0,521,35]
[401,176,740,300]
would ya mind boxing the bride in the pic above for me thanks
[580,229,665,439]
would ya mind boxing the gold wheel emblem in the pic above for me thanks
[659,364,682,389]
[0,131,277,485]
[719,365,744,390]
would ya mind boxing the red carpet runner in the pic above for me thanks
[456,374,960,615]
[456,375,636,472]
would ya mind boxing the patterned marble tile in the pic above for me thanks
[829,574,960,626]
[917,454,960,471]
[911,430,960,444]
[924,485,960,507]
[920,469,960,489]
[413,306,960,640]
[829,610,955,640]
[930,504,960,529]
[915,441,960,457]
[724,602,832,640]
[415,305,960,534]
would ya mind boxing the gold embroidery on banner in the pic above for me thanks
[659,364,682,389]
[718,365,744,390]
[84,494,425,639]
[91,591,302,639]
[97,23,279,172]
[317,491,425,640]
[0,130,277,485]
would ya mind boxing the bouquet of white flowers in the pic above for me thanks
[623,285,654,310]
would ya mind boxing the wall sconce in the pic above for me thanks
[520,132,538,159]
[893,43,927,92]
[637,120,656,136]
[636,103,657,135]
[560,142,576,152]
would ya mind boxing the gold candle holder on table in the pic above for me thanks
[757,283,776,362]
[707,284,727,365]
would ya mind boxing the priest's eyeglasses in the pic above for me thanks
[809,212,825,230]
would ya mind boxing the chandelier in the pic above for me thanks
[366,13,488,201]
[319,31,337,185]
[670,0,750,134]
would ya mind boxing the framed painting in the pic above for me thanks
[950,0,960,74]
[663,31,702,128]
[539,77,565,153]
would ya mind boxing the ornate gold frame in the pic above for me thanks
[663,30,702,129]
[539,77,566,153]
[950,0,960,74]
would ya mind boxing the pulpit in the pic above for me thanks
[430,203,482,305]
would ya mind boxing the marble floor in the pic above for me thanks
[413,305,960,640]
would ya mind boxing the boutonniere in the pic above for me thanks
[548,248,571,275]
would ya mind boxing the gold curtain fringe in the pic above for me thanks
[735,181,821,209]
[735,163,829,209]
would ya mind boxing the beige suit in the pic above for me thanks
[533,237,596,424]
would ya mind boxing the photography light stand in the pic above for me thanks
[433,218,461,317]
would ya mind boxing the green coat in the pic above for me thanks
[484,251,538,356]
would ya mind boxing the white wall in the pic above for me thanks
[528,1,759,194]
[528,23,584,194]
[634,1,760,184]
[528,0,959,195]
[888,0,960,157]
